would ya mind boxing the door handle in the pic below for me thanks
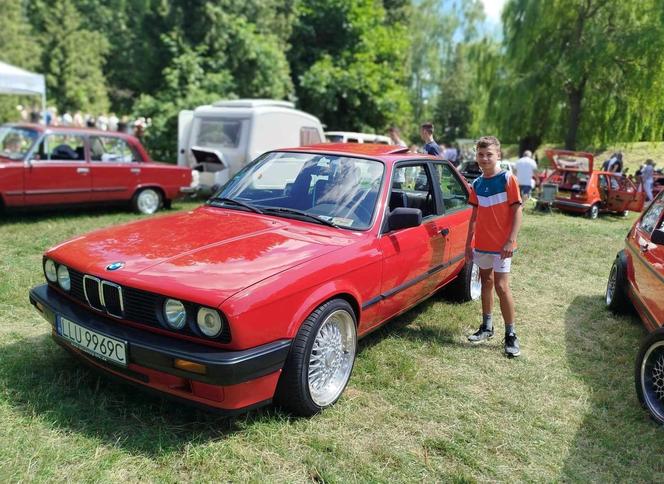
[131,168,141,174]
[76,167,89,174]
[440,228,450,236]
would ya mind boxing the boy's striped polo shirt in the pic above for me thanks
[468,170,522,254]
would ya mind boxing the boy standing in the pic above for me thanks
[465,136,523,357]
[419,122,442,156]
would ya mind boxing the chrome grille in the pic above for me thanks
[60,270,231,342]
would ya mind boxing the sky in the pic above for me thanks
[480,0,507,22]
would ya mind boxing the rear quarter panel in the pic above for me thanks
[0,162,25,206]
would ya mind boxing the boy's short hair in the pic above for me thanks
[420,122,434,134]
[476,135,501,150]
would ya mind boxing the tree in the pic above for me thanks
[497,0,664,149]
[30,0,110,114]
[0,0,42,122]
[290,0,412,133]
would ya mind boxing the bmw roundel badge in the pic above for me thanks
[106,262,125,271]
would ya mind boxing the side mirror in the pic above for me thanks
[651,229,664,246]
[387,207,422,232]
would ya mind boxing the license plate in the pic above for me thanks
[57,316,128,367]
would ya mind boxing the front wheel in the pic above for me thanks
[635,329,664,425]
[275,299,357,417]
[132,188,162,215]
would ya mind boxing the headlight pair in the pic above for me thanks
[162,298,224,338]
[44,258,71,291]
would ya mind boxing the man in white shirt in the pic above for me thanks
[514,150,539,200]
[642,159,656,201]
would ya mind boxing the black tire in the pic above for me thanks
[275,299,357,417]
[132,187,163,215]
[586,203,600,220]
[635,328,664,425]
[443,261,481,302]
[605,251,631,313]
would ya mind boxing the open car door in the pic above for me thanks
[606,174,645,212]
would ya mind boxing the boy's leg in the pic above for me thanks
[468,254,495,342]
[494,271,520,357]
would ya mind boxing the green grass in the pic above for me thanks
[2,200,664,481]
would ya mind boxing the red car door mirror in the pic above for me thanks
[651,229,664,246]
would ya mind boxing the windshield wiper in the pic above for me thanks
[208,197,264,214]
[261,207,338,228]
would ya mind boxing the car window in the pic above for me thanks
[0,126,39,160]
[640,196,664,234]
[598,175,608,190]
[196,118,242,148]
[608,176,620,190]
[300,127,321,145]
[36,134,85,161]
[90,136,137,162]
[434,163,469,212]
[391,164,436,218]
[217,152,384,230]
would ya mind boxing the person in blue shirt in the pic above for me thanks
[420,122,442,156]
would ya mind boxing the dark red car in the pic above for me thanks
[606,190,664,423]
[541,150,644,219]
[0,124,192,214]
[29,144,480,416]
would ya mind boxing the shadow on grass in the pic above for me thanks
[0,293,469,457]
[561,294,661,480]
[0,334,284,456]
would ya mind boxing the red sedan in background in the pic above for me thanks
[29,143,480,416]
[606,190,664,423]
[0,123,191,214]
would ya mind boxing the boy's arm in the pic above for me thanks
[465,206,477,262]
[501,203,523,259]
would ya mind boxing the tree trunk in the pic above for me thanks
[565,84,585,150]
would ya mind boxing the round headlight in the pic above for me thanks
[197,308,223,338]
[57,264,70,291]
[163,299,186,329]
[44,259,57,283]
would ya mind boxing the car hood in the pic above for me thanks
[46,207,355,307]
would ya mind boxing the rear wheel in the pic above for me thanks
[586,203,599,220]
[132,188,162,215]
[606,251,631,313]
[635,329,664,425]
[444,261,481,302]
[275,299,357,416]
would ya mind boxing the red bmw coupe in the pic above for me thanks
[30,144,480,416]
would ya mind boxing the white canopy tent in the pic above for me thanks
[0,61,46,123]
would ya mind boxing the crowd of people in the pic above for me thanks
[16,105,150,138]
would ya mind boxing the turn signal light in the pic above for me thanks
[174,359,207,375]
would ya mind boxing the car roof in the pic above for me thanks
[283,143,441,164]
[5,123,139,142]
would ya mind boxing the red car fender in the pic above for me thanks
[281,280,363,338]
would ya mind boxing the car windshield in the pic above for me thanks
[212,151,385,230]
[0,126,39,160]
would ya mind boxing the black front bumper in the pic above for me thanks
[29,284,291,386]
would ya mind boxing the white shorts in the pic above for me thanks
[473,251,512,273]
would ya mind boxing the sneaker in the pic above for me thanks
[504,332,521,357]
[468,324,494,343]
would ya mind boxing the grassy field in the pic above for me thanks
[1,200,663,482]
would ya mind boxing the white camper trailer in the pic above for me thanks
[178,99,324,194]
